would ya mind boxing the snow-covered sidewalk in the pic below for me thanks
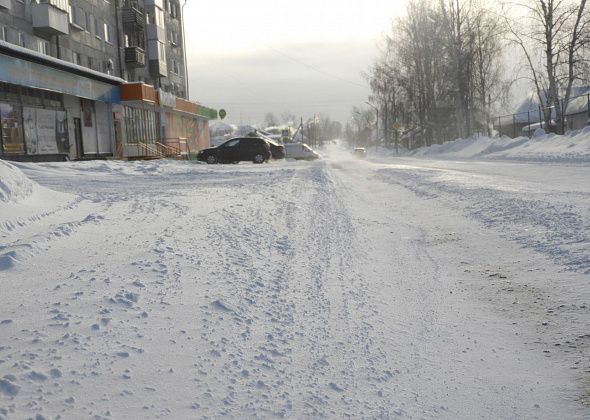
[1,149,589,419]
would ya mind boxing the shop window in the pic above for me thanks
[21,87,44,106]
[0,83,20,102]
[0,103,26,154]
[44,91,63,109]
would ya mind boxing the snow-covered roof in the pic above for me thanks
[565,93,590,115]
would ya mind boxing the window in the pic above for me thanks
[151,8,164,26]
[171,59,179,74]
[103,23,112,44]
[94,16,101,38]
[72,51,81,65]
[44,91,63,108]
[158,41,166,61]
[225,139,240,148]
[39,0,68,12]
[85,11,91,33]
[18,32,26,48]
[170,2,177,18]
[0,103,26,154]
[124,106,157,145]
[105,59,114,75]
[0,27,7,42]
[169,31,178,46]
[37,39,50,55]
[124,34,129,47]
[22,87,44,106]
[69,6,85,29]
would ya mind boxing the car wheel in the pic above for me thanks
[253,154,265,164]
[206,154,218,164]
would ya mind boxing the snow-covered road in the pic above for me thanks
[1,148,589,419]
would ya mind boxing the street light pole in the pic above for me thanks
[181,0,190,99]
[365,101,378,149]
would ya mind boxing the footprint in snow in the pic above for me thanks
[329,382,344,392]
[0,378,20,396]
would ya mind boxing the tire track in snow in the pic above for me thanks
[375,167,590,274]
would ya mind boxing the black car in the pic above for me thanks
[264,138,286,159]
[197,137,271,164]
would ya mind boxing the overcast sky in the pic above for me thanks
[183,1,407,126]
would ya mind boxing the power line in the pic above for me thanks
[264,45,368,89]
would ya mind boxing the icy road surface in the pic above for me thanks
[1,148,590,419]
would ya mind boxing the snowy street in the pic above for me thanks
[1,148,590,419]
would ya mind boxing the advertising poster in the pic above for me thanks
[23,108,70,155]
[23,107,38,154]
[55,111,69,154]
[82,99,93,127]
[35,109,59,154]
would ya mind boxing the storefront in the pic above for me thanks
[120,82,216,159]
[163,95,215,157]
[0,43,121,161]
[119,82,160,159]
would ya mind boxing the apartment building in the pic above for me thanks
[0,0,216,161]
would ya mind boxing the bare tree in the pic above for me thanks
[263,112,278,128]
[367,0,506,147]
[506,0,589,132]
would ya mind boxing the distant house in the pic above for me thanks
[565,88,590,131]
[498,88,590,138]
[496,93,544,138]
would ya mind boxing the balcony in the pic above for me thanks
[144,0,163,9]
[146,23,165,41]
[149,59,167,77]
[125,46,146,67]
[122,6,144,31]
[32,3,69,36]
[0,0,11,11]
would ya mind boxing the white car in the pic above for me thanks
[353,147,367,158]
[284,143,319,160]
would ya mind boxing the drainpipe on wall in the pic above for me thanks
[114,0,125,79]
[181,0,189,99]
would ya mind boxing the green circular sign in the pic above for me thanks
[219,109,227,120]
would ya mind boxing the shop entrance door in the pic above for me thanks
[74,117,83,159]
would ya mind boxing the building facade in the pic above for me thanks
[0,0,215,161]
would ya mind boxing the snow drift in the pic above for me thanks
[408,128,590,162]
[0,160,35,204]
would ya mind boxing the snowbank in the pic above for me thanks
[0,160,77,231]
[0,160,36,203]
[408,128,590,162]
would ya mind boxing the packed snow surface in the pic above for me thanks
[1,144,590,419]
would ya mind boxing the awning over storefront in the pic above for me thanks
[0,41,121,103]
